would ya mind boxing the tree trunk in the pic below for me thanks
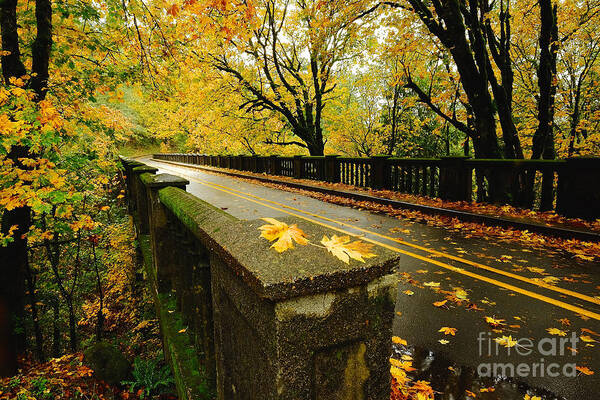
[0,0,53,376]
[0,204,29,376]
[67,298,77,352]
[0,0,30,377]
[0,0,26,82]
[51,297,60,357]
[568,79,582,157]
[307,140,324,156]
[526,0,558,209]
[25,255,44,361]
[30,0,53,100]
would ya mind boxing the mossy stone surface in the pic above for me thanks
[157,186,399,301]
[83,341,131,385]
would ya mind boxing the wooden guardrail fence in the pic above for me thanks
[154,153,600,220]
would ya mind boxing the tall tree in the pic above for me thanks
[209,0,376,155]
[0,0,52,376]
[391,0,503,158]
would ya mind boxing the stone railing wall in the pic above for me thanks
[120,157,401,400]
[154,153,600,220]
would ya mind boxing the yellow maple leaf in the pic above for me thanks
[433,300,447,307]
[526,267,546,274]
[580,335,596,343]
[494,335,518,348]
[546,327,567,336]
[258,218,308,253]
[320,234,376,264]
[403,290,414,296]
[439,327,457,335]
[576,365,594,375]
[392,336,407,346]
[524,395,542,400]
[453,287,469,300]
[485,316,505,328]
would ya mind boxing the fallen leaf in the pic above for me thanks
[580,335,596,343]
[433,300,448,308]
[392,336,407,346]
[259,218,308,252]
[494,335,517,348]
[453,287,469,300]
[524,395,542,400]
[485,316,505,328]
[576,366,594,375]
[547,327,567,336]
[581,328,600,336]
[321,234,376,264]
[439,327,457,336]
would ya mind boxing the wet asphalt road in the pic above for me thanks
[141,157,600,400]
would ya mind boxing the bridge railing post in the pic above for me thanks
[293,155,304,179]
[370,155,390,190]
[131,165,158,233]
[325,155,340,183]
[209,233,398,400]
[439,156,472,201]
[270,155,281,176]
[557,157,600,220]
[142,174,189,293]
[119,157,143,214]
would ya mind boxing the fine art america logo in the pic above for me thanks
[477,332,582,378]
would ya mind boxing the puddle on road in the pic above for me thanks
[392,345,564,400]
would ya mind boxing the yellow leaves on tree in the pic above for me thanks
[259,217,308,252]
[321,234,376,264]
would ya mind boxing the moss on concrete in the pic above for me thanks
[138,235,213,399]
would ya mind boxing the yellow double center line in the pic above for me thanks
[155,161,600,321]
